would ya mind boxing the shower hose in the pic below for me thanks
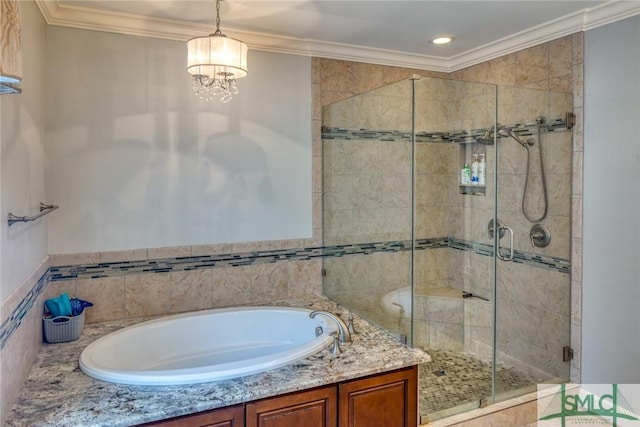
[521,125,548,222]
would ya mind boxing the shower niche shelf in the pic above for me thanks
[459,183,485,196]
[458,143,487,196]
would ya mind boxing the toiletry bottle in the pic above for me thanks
[471,154,479,184]
[478,153,486,185]
[461,163,471,185]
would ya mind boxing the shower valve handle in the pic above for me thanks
[530,224,551,248]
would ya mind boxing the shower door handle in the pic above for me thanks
[496,225,514,261]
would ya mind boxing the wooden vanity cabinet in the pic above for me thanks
[141,366,417,427]
[338,367,417,427]
[246,385,337,427]
[140,404,244,427]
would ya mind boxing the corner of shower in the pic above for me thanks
[320,76,573,423]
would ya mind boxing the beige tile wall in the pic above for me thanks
[448,34,582,383]
[323,251,411,301]
[446,84,572,378]
[0,258,50,422]
[323,134,414,245]
[314,58,446,108]
[312,58,446,329]
[48,257,323,324]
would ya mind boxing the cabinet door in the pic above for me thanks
[246,385,337,427]
[338,366,417,427]
[139,404,244,427]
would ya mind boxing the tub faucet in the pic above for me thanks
[309,310,352,343]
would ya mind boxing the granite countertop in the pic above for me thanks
[6,297,429,427]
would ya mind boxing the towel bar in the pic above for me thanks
[8,202,59,226]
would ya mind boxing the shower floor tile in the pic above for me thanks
[419,349,541,419]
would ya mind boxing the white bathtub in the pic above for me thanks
[79,306,335,386]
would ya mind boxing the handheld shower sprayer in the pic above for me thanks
[477,121,548,222]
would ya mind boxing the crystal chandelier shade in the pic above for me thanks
[186,0,248,103]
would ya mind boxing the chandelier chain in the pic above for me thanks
[215,0,222,35]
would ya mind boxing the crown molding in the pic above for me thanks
[35,0,640,73]
[582,0,640,30]
[448,1,640,71]
[263,39,450,72]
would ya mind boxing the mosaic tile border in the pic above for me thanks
[511,250,571,273]
[321,127,483,144]
[448,238,571,274]
[1,238,569,351]
[0,273,47,351]
[47,238,449,282]
[322,117,569,145]
[48,247,326,281]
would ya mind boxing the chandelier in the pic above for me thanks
[186,0,248,103]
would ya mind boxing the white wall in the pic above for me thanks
[583,15,640,383]
[46,27,312,254]
[0,0,48,301]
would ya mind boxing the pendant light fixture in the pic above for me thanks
[186,0,248,103]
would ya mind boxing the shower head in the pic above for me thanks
[475,127,495,145]
[476,125,531,148]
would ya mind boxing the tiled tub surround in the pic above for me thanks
[5,297,429,427]
[0,258,51,424]
[0,271,48,352]
[0,241,323,422]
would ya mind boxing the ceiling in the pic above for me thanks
[36,0,640,72]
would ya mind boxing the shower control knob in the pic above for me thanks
[530,224,551,248]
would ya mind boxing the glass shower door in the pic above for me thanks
[321,79,415,343]
[492,86,573,401]
[412,77,498,420]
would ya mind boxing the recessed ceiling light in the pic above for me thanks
[430,35,455,45]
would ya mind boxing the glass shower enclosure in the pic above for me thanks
[321,75,572,421]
